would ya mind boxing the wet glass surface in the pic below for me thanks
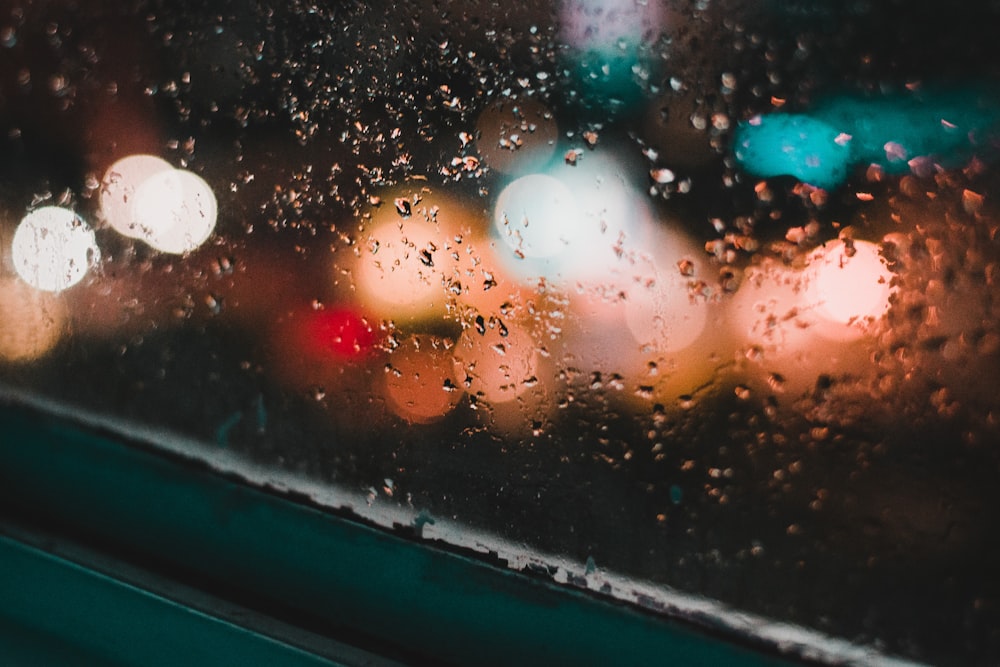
[2,1,1000,663]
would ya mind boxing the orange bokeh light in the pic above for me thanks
[0,278,67,362]
[383,334,462,424]
[452,320,540,404]
[352,184,485,323]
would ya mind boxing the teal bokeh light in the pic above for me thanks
[559,0,665,111]
[732,114,852,190]
[814,90,997,174]
[733,88,999,189]
[573,52,645,108]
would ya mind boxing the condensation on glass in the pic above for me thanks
[1,1,999,664]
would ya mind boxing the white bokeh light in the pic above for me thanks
[100,154,174,239]
[100,154,217,255]
[731,240,893,347]
[494,174,578,259]
[623,230,709,355]
[492,154,643,283]
[727,239,895,397]
[12,206,99,292]
[807,240,893,341]
[133,168,218,254]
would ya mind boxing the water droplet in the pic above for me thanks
[810,426,830,441]
[590,372,603,390]
[963,189,985,215]
[650,167,675,184]
[634,385,655,400]
[0,26,16,48]
[204,294,223,315]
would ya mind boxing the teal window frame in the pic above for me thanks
[0,396,803,666]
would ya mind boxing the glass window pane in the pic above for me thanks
[2,1,999,663]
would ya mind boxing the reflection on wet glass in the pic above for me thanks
[2,0,1000,663]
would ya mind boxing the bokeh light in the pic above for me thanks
[733,88,1000,190]
[729,257,816,352]
[813,90,1000,175]
[12,206,99,292]
[100,154,218,254]
[100,154,174,238]
[621,223,728,407]
[727,239,894,396]
[299,308,378,361]
[354,186,480,323]
[807,240,893,341]
[492,153,643,283]
[0,277,67,362]
[733,114,852,190]
[559,0,666,103]
[559,0,664,54]
[493,173,577,259]
[383,334,462,424]
[452,237,537,321]
[453,320,540,404]
[623,232,709,355]
[727,256,828,397]
[267,304,382,403]
[133,168,218,254]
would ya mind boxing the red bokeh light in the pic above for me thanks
[299,308,378,361]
